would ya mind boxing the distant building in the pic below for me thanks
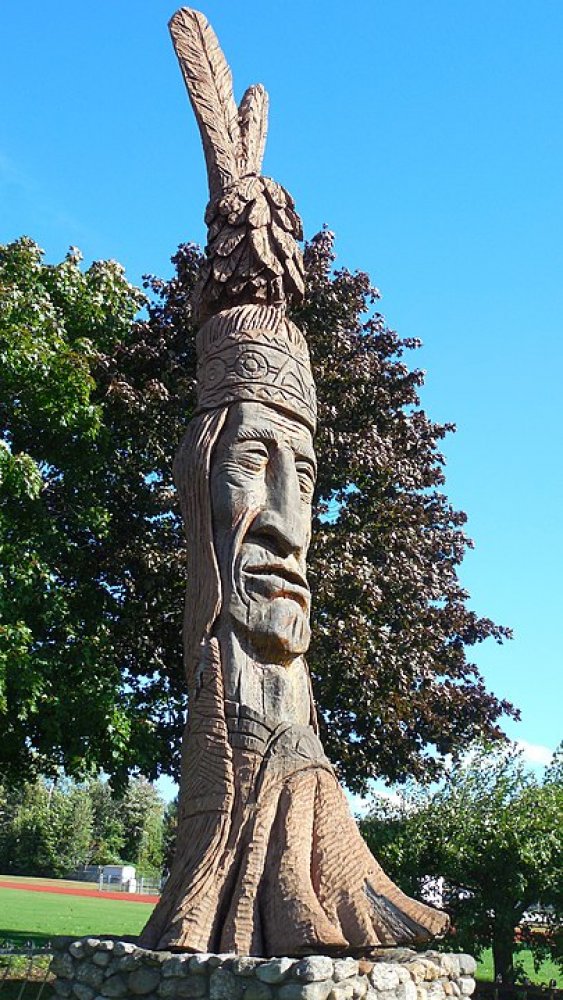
[101,864,136,892]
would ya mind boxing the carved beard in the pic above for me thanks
[219,512,311,664]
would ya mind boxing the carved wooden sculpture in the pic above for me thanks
[139,8,449,957]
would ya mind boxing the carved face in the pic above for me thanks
[210,401,316,663]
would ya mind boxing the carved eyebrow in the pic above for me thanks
[230,426,316,465]
[233,426,279,442]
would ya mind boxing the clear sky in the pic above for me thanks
[2,0,561,790]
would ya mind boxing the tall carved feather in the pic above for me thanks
[170,7,304,321]
[169,8,240,198]
[238,84,268,176]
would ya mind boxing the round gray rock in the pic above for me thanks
[209,968,244,1000]
[53,980,74,997]
[100,975,129,998]
[92,953,111,968]
[256,959,295,984]
[51,953,75,979]
[243,981,273,1000]
[76,964,104,989]
[72,985,95,1000]
[333,960,359,983]
[128,968,162,995]
[293,958,334,983]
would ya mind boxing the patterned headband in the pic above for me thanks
[196,304,317,432]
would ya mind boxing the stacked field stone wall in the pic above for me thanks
[50,940,477,1000]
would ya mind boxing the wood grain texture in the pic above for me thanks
[139,403,449,956]
[194,174,304,321]
[238,84,268,176]
[169,9,240,198]
[139,8,450,958]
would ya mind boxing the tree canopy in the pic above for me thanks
[360,742,563,982]
[0,233,515,790]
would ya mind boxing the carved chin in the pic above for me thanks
[233,597,311,662]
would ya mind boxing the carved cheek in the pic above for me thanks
[229,484,264,527]
[212,459,262,523]
[218,470,265,528]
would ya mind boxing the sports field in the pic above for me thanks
[0,884,154,946]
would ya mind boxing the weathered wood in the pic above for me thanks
[139,7,450,956]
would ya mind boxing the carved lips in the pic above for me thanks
[243,561,310,610]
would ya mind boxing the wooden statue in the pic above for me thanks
[139,8,449,957]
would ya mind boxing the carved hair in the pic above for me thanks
[173,407,228,686]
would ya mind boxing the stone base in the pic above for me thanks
[49,939,477,1000]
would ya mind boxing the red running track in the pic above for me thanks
[0,880,159,903]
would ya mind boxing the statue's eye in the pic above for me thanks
[296,461,315,500]
[236,441,269,472]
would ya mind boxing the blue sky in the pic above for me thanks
[2,0,561,793]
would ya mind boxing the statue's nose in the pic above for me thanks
[251,447,307,556]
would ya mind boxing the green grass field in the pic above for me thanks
[0,885,561,988]
[0,887,153,946]
[475,947,561,988]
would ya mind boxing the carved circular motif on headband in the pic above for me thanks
[205,357,227,386]
[234,350,269,380]
[195,306,317,431]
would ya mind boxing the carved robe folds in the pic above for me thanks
[140,641,446,955]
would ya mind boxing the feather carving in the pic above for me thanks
[169,8,240,198]
[238,84,269,176]
[169,8,304,319]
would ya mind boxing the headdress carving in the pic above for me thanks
[169,8,315,429]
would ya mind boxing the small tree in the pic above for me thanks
[48,781,93,875]
[88,778,125,865]
[360,743,563,983]
[162,798,178,874]
[0,777,93,876]
[0,781,53,875]
[121,777,165,876]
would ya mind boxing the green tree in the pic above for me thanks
[0,780,54,875]
[121,778,165,876]
[49,780,93,875]
[0,237,146,786]
[360,743,563,983]
[162,798,178,874]
[0,777,93,876]
[88,778,125,865]
[0,233,515,790]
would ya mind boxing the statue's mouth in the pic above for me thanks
[244,564,310,609]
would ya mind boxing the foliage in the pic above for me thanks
[295,230,515,786]
[0,238,146,785]
[0,779,92,877]
[0,233,515,789]
[120,778,165,876]
[0,776,165,877]
[360,742,563,982]
[162,798,178,874]
[88,778,125,865]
